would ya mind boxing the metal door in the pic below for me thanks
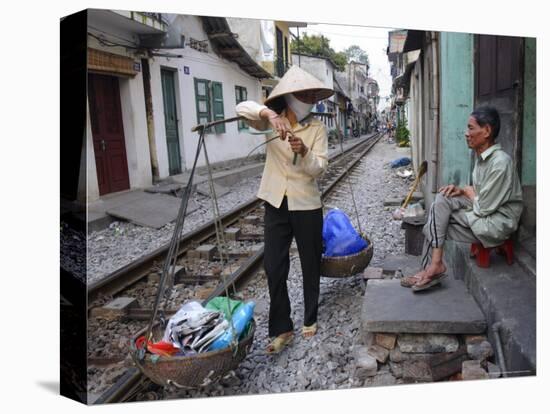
[161,69,182,175]
[88,74,130,195]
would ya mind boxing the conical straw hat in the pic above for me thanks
[264,65,334,105]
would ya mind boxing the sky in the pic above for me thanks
[294,23,399,111]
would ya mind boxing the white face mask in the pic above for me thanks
[284,93,314,122]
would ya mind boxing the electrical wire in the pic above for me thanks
[88,32,143,51]
[88,25,141,47]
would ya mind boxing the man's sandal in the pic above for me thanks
[266,332,293,355]
[302,323,317,338]
[400,274,424,288]
[412,273,447,292]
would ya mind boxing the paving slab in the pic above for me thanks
[144,183,184,195]
[106,192,198,229]
[195,181,231,198]
[361,278,487,334]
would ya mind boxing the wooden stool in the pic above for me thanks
[470,239,514,268]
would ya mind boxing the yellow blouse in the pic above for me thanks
[236,100,328,211]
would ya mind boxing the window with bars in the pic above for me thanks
[194,78,225,134]
[235,86,248,131]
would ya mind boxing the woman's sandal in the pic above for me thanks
[266,332,294,354]
[302,323,318,338]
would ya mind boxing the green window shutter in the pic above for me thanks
[211,81,225,134]
[235,86,248,131]
[194,78,211,130]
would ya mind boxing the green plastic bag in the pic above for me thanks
[205,296,243,321]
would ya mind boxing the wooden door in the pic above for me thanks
[88,74,130,195]
[161,69,182,175]
[475,35,523,162]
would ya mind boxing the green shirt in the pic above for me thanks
[465,144,523,247]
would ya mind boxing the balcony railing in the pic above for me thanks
[274,55,290,78]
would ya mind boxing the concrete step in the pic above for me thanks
[444,240,536,376]
[361,277,487,335]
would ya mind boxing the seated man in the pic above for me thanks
[402,106,523,291]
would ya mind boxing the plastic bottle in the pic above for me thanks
[208,301,255,351]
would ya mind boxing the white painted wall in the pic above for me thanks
[291,55,334,90]
[119,76,152,189]
[148,14,264,176]
[291,54,340,129]
[85,103,100,202]
[87,12,266,193]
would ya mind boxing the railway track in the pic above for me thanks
[91,132,383,404]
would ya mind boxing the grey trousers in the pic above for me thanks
[421,193,480,269]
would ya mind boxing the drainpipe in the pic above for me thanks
[430,31,440,194]
[492,322,509,378]
[141,58,160,182]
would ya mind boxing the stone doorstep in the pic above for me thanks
[361,278,487,334]
[91,297,137,319]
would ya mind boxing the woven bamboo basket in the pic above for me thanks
[320,235,373,278]
[130,320,255,389]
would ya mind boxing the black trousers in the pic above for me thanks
[263,197,323,337]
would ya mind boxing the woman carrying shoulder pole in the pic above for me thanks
[236,66,334,354]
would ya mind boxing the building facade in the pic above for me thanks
[84,11,270,202]
[388,30,536,241]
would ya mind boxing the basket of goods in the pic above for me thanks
[320,208,374,278]
[131,297,255,389]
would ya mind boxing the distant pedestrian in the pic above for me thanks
[236,66,334,353]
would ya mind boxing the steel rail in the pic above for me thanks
[88,134,376,304]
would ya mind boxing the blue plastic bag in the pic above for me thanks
[390,157,411,168]
[323,209,368,257]
[207,301,255,351]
